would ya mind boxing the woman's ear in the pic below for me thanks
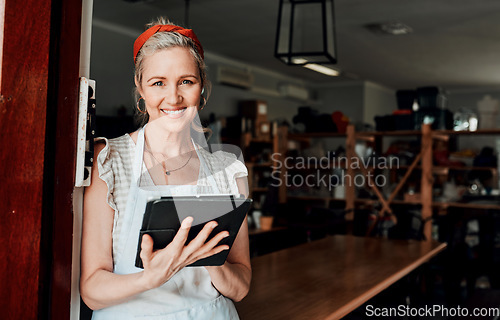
[135,77,143,96]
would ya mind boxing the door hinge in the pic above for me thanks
[75,77,96,187]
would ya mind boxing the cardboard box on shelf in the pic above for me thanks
[255,121,271,140]
[239,100,268,123]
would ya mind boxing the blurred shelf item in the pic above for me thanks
[278,124,500,240]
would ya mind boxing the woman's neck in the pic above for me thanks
[144,122,193,158]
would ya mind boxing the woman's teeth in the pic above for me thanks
[162,108,186,115]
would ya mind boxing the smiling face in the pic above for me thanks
[136,46,202,132]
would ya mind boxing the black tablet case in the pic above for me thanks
[135,195,252,268]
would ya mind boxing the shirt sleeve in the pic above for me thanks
[216,151,248,195]
[223,152,248,179]
[95,137,118,212]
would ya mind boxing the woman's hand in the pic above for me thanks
[139,217,230,290]
[203,177,252,302]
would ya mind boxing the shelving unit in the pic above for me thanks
[280,124,500,240]
[353,198,500,210]
[240,126,288,208]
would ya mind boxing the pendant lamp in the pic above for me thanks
[275,0,337,65]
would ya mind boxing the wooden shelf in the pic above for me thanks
[287,195,344,202]
[353,199,416,206]
[396,165,498,175]
[434,129,500,136]
[354,198,500,210]
[290,130,419,138]
[357,130,420,137]
[286,196,500,211]
[433,201,500,210]
[249,138,274,143]
[433,165,496,171]
[287,164,497,172]
[288,132,347,140]
[290,128,500,138]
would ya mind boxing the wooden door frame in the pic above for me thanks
[0,0,82,319]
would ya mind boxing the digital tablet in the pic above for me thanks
[135,195,252,268]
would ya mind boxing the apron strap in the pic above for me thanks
[193,139,221,194]
[132,126,146,185]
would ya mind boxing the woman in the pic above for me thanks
[81,18,251,319]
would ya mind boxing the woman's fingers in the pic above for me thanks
[202,231,230,250]
[182,221,218,255]
[183,227,230,262]
[193,231,230,260]
[169,216,193,251]
[151,219,229,271]
[189,244,230,264]
[140,218,227,288]
[140,234,154,268]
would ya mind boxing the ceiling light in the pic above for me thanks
[292,58,339,76]
[365,21,413,35]
[275,0,337,65]
[304,64,340,76]
[293,58,308,64]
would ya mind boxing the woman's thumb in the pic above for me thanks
[140,234,153,263]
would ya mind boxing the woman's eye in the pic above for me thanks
[153,81,163,86]
[181,79,193,85]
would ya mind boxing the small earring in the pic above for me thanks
[136,97,147,114]
[199,95,207,111]
[201,87,205,95]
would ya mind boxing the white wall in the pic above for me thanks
[314,82,365,122]
[312,81,397,128]
[363,81,396,127]
[202,57,316,125]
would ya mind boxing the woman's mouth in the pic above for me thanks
[161,107,187,118]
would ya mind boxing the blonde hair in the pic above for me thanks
[134,17,211,132]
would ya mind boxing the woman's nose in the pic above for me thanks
[165,85,182,105]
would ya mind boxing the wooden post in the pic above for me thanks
[345,125,355,220]
[420,124,433,241]
[247,163,254,198]
[277,126,288,203]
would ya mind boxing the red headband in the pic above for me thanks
[133,24,204,63]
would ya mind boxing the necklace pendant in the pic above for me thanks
[166,171,170,175]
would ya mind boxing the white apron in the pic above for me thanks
[92,127,239,320]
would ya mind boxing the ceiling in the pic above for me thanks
[94,0,500,90]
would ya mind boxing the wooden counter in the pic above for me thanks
[235,235,446,320]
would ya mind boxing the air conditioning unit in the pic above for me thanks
[278,83,310,101]
[217,65,254,89]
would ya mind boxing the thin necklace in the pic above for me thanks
[144,141,194,175]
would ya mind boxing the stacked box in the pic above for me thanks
[239,100,269,139]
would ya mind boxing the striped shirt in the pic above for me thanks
[95,134,248,261]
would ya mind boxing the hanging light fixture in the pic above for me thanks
[184,0,191,27]
[275,0,337,66]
